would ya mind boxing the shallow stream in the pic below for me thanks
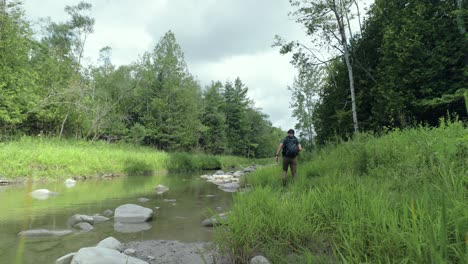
[0,173,232,264]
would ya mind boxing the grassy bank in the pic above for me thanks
[214,121,467,263]
[0,136,265,180]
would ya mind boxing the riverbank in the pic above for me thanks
[214,121,467,263]
[0,136,268,183]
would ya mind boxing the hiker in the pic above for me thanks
[275,129,302,186]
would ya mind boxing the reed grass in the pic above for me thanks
[214,120,467,263]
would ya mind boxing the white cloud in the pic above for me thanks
[21,0,317,131]
[190,49,297,130]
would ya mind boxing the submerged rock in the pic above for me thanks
[154,184,169,194]
[30,189,59,200]
[64,178,76,188]
[201,212,230,227]
[68,214,95,227]
[18,229,72,238]
[114,222,152,233]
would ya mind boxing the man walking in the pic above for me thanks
[275,129,302,187]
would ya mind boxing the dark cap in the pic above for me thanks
[287,129,294,135]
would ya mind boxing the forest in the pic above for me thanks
[0,1,282,158]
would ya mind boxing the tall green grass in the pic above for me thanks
[0,136,261,179]
[214,121,467,263]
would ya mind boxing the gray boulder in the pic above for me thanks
[70,247,148,264]
[137,198,150,203]
[96,237,123,252]
[114,204,153,223]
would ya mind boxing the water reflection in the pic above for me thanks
[0,172,233,264]
[114,222,152,233]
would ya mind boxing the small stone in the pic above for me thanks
[124,248,136,255]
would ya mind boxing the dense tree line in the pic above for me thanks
[282,0,467,145]
[0,1,283,158]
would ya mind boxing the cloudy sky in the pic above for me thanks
[22,0,312,130]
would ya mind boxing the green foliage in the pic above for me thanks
[215,122,468,263]
[0,1,39,132]
[123,158,154,176]
[0,1,285,159]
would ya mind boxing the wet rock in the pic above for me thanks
[64,178,76,188]
[214,170,225,175]
[30,189,59,200]
[201,212,229,227]
[18,229,72,238]
[154,184,169,194]
[217,182,240,192]
[102,209,113,216]
[163,199,176,202]
[114,204,153,223]
[137,198,150,203]
[233,170,244,177]
[74,222,93,232]
[68,214,94,227]
[92,215,110,224]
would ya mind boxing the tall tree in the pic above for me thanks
[289,66,323,149]
[223,78,250,155]
[0,0,38,134]
[134,31,202,150]
[201,81,227,154]
[279,0,363,133]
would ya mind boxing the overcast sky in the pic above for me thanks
[21,0,320,131]
[22,0,310,131]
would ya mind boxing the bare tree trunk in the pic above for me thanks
[59,109,70,139]
[333,5,359,133]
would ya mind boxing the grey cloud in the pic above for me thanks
[145,0,301,63]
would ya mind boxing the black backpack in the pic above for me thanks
[283,136,299,157]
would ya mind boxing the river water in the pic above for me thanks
[0,173,233,264]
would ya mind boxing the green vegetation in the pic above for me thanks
[0,136,262,180]
[277,0,467,145]
[0,1,281,158]
[214,122,467,263]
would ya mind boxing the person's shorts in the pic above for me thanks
[282,155,297,174]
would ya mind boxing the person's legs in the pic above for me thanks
[291,157,298,178]
[282,156,291,186]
